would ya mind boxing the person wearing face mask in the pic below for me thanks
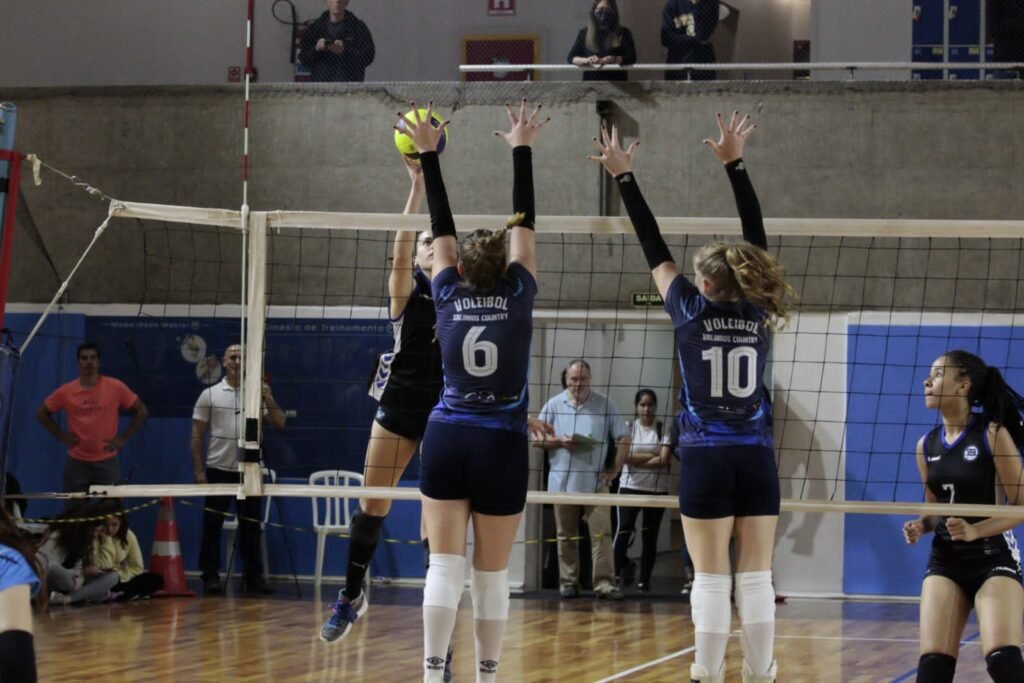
[567,0,637,81]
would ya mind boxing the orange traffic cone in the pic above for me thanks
[150,497,196,597]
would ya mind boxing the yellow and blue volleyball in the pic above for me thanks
[394,108,448,160]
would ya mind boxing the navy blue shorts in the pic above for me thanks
[678,445,780,519]
[419,420,528,516]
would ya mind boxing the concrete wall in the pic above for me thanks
[4,80,1022,306]
[1,0,809,85]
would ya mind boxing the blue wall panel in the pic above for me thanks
[844,323,1024,595]
[8,312,426,581]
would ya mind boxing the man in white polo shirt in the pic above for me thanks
[538,359,630,600]
[191,344,286,595]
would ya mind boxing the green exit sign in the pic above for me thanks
[631,292,664,308]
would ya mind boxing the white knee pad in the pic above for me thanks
[471,569,510,621]
[690,572,733,635]
[734,571,775,625]
[423,553,466,610]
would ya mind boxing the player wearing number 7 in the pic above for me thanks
[589,113,793,683]
[399,100,554,683]
[902,351,1024,683]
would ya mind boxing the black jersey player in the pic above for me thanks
[320,156,443,644]
[903,350,1024,683]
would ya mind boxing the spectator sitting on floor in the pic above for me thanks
[93,501,163,601]
[40,501,119,606]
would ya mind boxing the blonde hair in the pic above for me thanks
[459,212,527,292]
[694,240,796,330]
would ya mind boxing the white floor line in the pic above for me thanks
[776,633,981,646]
[592,646,696,683]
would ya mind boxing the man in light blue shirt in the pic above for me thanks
[538,360,629,599]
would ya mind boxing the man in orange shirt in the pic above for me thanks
[36,342,149,492]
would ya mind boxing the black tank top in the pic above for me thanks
[369,268,443,400]
[925,416,1010,555]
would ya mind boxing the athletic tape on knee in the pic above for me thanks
[691,572,733,635]
[985,645,1024,683]
[423,553,466,610]
[471,569,510,621]
[734,571,775,625]
[350,512,385,545]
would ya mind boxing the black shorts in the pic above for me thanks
[374,387,438,440]
[678,445,780,519]
[925,543,1023,601]
[419,420,528,516]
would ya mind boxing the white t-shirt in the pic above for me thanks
[192,379,244,472]
[619,420,672,493]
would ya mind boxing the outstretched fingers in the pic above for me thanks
[526,102,544,128]
[715,111,727,138]
[737,116,757,139]
[505,102,518,128]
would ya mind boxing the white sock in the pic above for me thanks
[423,554,466,682]
[735,571,775,676]
[471,568,510,683]
[691,572,732,674]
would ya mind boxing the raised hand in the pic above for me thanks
[395,101,449,155]
[703,111,756,164]
[495,99,550,148]
[587,124,639,177]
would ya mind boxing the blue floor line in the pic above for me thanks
[889,631,980,683]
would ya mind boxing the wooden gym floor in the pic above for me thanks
[33,584,994,682]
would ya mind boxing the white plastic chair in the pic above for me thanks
[225,467,276,584]
[309,470,364,593]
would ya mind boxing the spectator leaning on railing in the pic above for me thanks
[567,0,638,81]
[988,0,1024,78]
[661,0,720,81]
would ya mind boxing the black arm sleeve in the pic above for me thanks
[614,172,674,269]
[512,146,535,230]
[725,158,767,250]
[419,152,456,239]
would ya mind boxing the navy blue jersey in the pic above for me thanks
[430,263,537,432]
[665,275,773,448]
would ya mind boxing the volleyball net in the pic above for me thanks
[7,172,1024,523]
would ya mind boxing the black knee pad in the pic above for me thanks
[350,512,385,545]
[917,652,956,683]
[985,645,1024,683]
[0,630,38,683]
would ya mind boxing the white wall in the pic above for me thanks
[523,313,847,596]
[771,311,847,596]
[811,0,912,79]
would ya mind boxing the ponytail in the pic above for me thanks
[944,349,1024,450]
[978,365,1024,449]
